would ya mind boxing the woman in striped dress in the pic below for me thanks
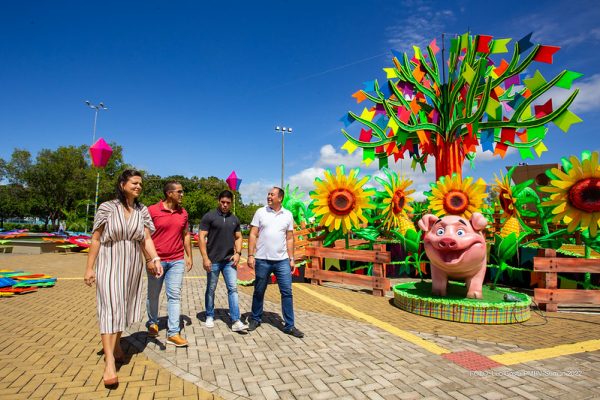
[84,169,163,388]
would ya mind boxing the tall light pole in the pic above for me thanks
[84,101,108,233]
[275,126,292,189]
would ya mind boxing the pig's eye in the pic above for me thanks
[436,228,445,236]
[457,229,465,236]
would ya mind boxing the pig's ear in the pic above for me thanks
[470,212,487,232]
[418,214,438,232]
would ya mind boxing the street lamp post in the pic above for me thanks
[84,101,108,233]
[274,126,292,188]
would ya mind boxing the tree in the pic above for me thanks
[3,146,89,230]
[341,32,582,179]
[0,184,30,228]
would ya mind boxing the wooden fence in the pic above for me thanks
[533,249,600,311]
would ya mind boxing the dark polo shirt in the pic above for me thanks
[199,208,241,263]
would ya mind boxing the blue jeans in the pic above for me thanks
[205,261,241,322]
[251,259,295,331]
[146,260,185,337]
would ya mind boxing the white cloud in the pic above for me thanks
[386,2,455,51]
[239,180,275,205]
[538,74,600,114]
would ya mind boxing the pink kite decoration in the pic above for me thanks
[226,171,242,191]
[89,138,113,168]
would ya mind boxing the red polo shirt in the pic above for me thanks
[148,201,188,261]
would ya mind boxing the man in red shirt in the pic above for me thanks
[146,181,193,347]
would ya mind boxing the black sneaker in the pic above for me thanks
[284,327,304,338]
[248,320,261,331]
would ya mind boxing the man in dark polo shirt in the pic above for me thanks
[199,190,248,332]
[146,181,193,347]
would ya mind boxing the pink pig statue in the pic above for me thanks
[418,213,488,299]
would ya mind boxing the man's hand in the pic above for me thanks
[231,253,240,267]
[203,259,212,272]
[289,259,296,273]
[185,258,193,272]
[247,255,255,269]
[147,260,164,278]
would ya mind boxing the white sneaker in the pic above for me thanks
[205,316,214,328]
[231,320,249,332]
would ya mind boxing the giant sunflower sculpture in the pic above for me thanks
[540,151,600,237]
[427,174,487,219]
[493,169,520,238]
[374,168,415,234]
[310,166,375,233]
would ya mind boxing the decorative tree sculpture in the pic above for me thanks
[340,32,582,179]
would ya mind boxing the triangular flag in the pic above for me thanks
[523,70,547,91]
[363,80,376,92]
[527,126,546,140]
[518,147,535,160]
[359,108,376,122]
[500,127,516,143]
[340,113,355,127]
[412,45,422,60]
[352,90,367,103]
[476,35,493,53]
[359,128,373,142]
[462,63,476,84]
[363,148,375,166]
[534,99,553,118]
[553,110,583,132]
[383,68,399,79]
[491,38,511,54]
[517,32,534,54]
[494,142,508,158]
[429,38,440,54]
[533,45,560,64]
[555,70,583,89]
[342,140,358,154]
[379,156,389,169]
[480,130,495,152]
[493,59,509,77]
[533,141,548,157]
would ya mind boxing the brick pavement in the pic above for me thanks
[0,253,219,400]
[1,251,600,399]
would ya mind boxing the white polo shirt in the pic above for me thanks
[251,206,294,260]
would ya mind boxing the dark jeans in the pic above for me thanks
[251,258,295,331]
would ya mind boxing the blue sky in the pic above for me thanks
[1,0,599,204]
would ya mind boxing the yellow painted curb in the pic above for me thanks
[489,339,600,365]
[58,276,207,280]
[294,284,450,355]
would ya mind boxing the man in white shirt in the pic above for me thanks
[247,187,304,338]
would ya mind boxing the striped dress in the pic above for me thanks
[92,200,155,334]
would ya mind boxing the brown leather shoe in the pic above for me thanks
[148,324,159,338]
[167,334,188,347]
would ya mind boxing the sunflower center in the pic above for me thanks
[499,189,515,216]
[568,178,600,213]
[392,190,406,214]
[443,190,469,214]
[328,189,355,216]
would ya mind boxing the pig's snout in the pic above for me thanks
[437,237,457,249]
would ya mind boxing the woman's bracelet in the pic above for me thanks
[150,256,161,263]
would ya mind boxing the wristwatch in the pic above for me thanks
[235,251,242,255]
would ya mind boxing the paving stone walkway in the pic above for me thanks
[1,252,599,399]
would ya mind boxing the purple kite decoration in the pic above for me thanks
[226,171,242,192]
[89,138,113,168]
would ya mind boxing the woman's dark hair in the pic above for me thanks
[116,169,143,209]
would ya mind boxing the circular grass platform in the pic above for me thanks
[393,281,531,324]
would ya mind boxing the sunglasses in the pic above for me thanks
[170,190,184,194]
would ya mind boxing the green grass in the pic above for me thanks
[394,281,531,307]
